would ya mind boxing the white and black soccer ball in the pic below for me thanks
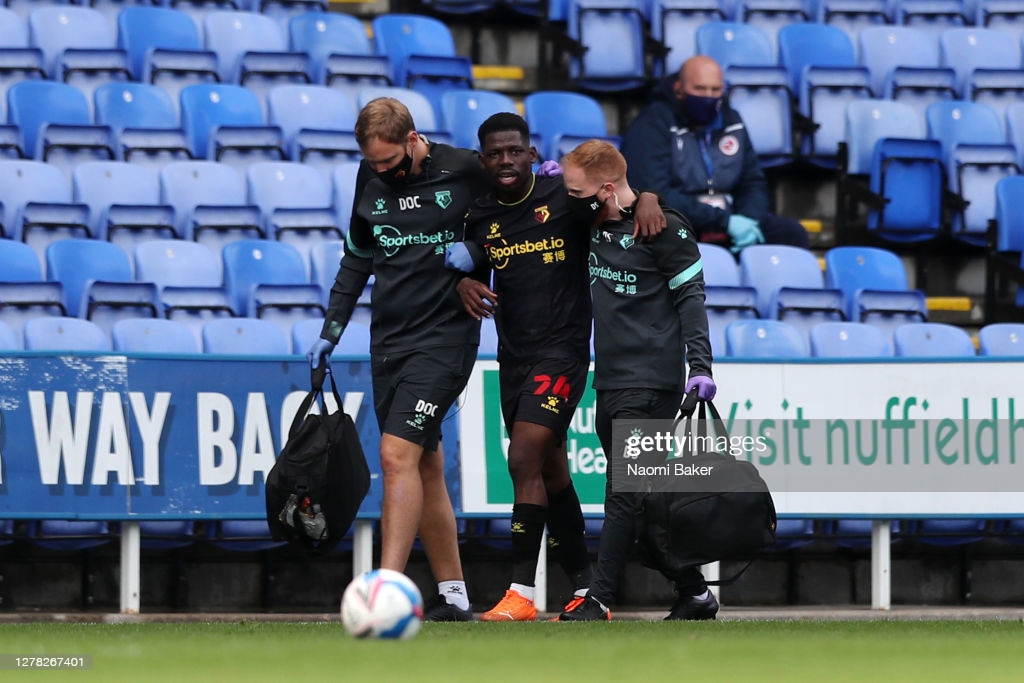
[341,568,424,640]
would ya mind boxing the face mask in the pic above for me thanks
[683,94,722,126]
[375,149,414,186]
[567,193,604,225]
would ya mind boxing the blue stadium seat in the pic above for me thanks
[165,0,236,48]
[203,11,311,96]
[331,161,360,234]
[993,174,1024,255]
[290,316,370,356]
[208,519,288,553]
[926,100,1019,244]
[371,13,470,91]
[893,321,975,356]
[908,519,987,546]
[202,317,291,354]
[247,160,341,265]
[1009,102,1024,168]
[0,8,44,121]
[652,0,727,76]
[6,80,115,170]
[355,85,449,142]
[896,0,970,40]
[698,243,757,358]
[739,244,844,319]
[288,11,389,92]
[27,6,129,100]
[221,239,315,318]
[72,161,173,250]
[809,320,893,356]
[45,239,158,335]
[309,240,343,308]
[724,319,809,357]
[826,519,901,549]
[824,245,927,326]
[967,67,1024,133]
[112,317,200,353]
[735,0,809,56]
[94,82,191,167]
[117,6,218,108]
[779,23,872,164]
[939,26,1022,97]
[159,160,263,249]
[0,239,66,340]
[266,84,359,169]
[817,0,890,53]
[440,89,518,151]
[23,315,109,350]
[842,99,925,175]
[867,137,945,242]
[859,26,947,109]
[565,0,648,92]
[698,242,739,285]
[523,90,620,162]
[179,84,286,171]
[0,159,70,241]
[254,0,326,35]
[0,319,17,349]
[976,0,1024,44]
[695,21,775,69]
[978,322,1024,355]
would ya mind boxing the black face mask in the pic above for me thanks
[567,193,603,225]
[376,151,414,186]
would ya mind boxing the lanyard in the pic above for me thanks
[698,130,715,194]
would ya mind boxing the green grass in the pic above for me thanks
[1,620,1022,682]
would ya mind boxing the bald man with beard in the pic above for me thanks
[620,55,808,254]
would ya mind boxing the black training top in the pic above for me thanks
[322,141,490,353]
[463,174,592,363]
[589,206,713,391]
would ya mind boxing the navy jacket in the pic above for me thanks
[620,76,770,242]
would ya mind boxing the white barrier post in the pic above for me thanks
[120,521,141,614]
[871,519,891,610]
[353,519,374,576]
[534,528,548,613]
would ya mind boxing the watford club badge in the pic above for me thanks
[534,205,550,223]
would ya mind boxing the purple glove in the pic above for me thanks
[685,375,717,401]
[537,160,562,177]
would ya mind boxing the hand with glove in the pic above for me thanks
[306,337,336,370]
[537,160,562,177]
[445,242,475,272]
[727,214,765,254]
[685,375,717,401]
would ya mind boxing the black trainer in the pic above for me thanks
[423,595,473,622]
[557,594,611,621]
[664,591,719,621]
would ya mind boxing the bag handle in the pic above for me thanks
[288,367,346,440]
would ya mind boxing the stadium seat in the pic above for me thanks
[246,160,341,265]
[331,161,360,234]
[908,519,987,546]
[993,173,1024,256]
[893,321,975,356]
[221,239,318,318]
[779,23,872,164]
[309,241,344,308]
[288,12,390,98]
[926,100,1020,244]
[179,84,286,171]
[266,84,359,169]
[859,25,947,108]
[724,319,809,357]
[841,99,925,175]
[652,0,726,77]
[0,239,67,340]
[735,0,809,57]
[117,6,218,108]
[111,317,200,353]
[896,0,970,40]
[440,89,518,151]
[0,319,17,349]
[564,0,649,92]
[94,82,191,168]
[203,11,311,94]
[45,239,159,336]
[201,317,291,354]
[0,159,71,241]
[27,6,129,100]
[24,518,116,607]
[824,245,928,327]
[370,13,471,92]
[698,243,757,358]
[355,86,449,142]
[809,320,893,357]
[1010,102,1024,169]
[165,0,236,48]
[72,161,174,251]
[826,519,902,549]
[159,160,265,250]
[291,316,370,356]
[939,27,1022,97]
[256,0,326,35]
[978,322,1024,355]
[817,0,890,53]
[739,244,845,321]
[23,315,109,350]
[976,0,1024,44]
[6,80,115,171]
[523,90,620,162]
[695,21,775,70]
[207,519,289,553]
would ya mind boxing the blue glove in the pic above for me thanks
[685,375,717,401]
[727,214,765,254]
[445,242,475,272]
[306,337,335,370]
[537,160,562,177]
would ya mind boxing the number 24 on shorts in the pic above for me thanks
[533,374,570,400]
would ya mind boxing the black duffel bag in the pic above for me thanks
[266,366,370,555]
[635,392,777,583]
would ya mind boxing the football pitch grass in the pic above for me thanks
[2,619,1023,682]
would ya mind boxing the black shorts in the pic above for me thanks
[371,344,476,451]
[499,354,588,438]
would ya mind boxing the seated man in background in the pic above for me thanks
[621,55,809,254]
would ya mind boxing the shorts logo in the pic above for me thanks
[719,135,739,156]
[534,205,550,223]
[435,190,452,209]
[541,395,561,414]
[406,412,427,430]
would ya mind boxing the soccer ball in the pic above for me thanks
[341,568,424,640]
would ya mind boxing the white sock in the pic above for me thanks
[694,589,711,600]
[574,588,589,598]
[438,581,469,610]
[509,583,535,601]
